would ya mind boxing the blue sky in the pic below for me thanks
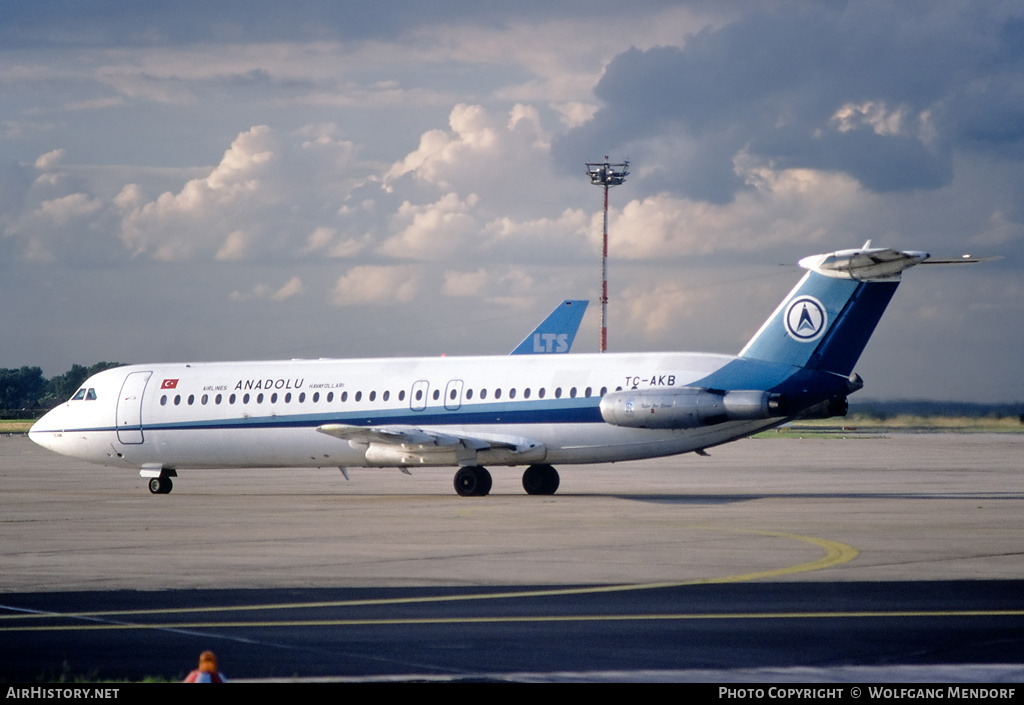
[1,1,1021,402]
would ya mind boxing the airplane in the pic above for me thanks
[29,243,982,497]
[510,300,588,355]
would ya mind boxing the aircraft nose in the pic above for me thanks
[28,408,63,450]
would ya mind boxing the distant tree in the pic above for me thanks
[0,362,127,412]
[0,366,46,412]
[45,364,90,403]
[40,362,125,408]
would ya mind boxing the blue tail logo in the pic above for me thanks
[784,296,827,342]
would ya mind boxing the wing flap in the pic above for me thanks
[315,423,545,467]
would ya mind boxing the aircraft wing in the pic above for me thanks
[316,423,507,450]
[316,423,545,466]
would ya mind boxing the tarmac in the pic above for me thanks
[3,432,1023,592]
[2,431,1023,681]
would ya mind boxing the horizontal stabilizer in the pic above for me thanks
[920,254,1002,265]
[797,241,930,281]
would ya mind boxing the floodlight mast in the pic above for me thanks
[585,159,629,352]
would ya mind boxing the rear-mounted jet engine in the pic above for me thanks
[599,387,787,430]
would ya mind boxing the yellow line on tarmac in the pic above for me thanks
[0,528,857,627]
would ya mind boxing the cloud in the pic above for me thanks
[608,154,867,259]
[554,3,1024,201]
[379,192,480,260]
[114,124,376,262]
[229,275,306,302]
[330,265,419,306]
[441,266,536,303]
[34,148,65,170]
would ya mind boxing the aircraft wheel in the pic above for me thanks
[522,464,559,495]
[148,476,173,495]
[454,466,491,497]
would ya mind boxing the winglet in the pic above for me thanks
[510,300,589,355]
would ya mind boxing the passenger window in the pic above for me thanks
[509,388,516,399]
[524,388,531,399]
[188,394,195,405]
[369,391,376,402]
[480,389,487,399]
[257,393,264,403]
[466,389,473,400]
[328,392,335,402]
[355,391,362,402]
[313,392,320,403]
[271,393,278,403]
[399,390,406,401]
[555,388,562,399]
[570,387,577,398]
[243,393,250,404]
[585,387,592,397]
[216,394,222,405]
[495,389,502,399]
[298,393,304,403]
[160,395,168,406]
[174,395,181,405]
[383,390,389,402]
[433,390,440,401]
[201,394,208,405]
[538,388,546,399]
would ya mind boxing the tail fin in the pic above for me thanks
[510,300,589,355]
[738,244,929,375]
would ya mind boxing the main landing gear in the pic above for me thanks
[454,466,492,497]
[452,464,561,497]
[522,464,559,495]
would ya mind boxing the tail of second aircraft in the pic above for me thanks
[738,243,931,375]
[510,300,589,355]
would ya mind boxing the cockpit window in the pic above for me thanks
[71,388,87,401]
[86,388,97,400]
[70,388,97,401]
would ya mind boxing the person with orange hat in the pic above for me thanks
[183,650,228,683]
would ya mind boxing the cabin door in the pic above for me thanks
[116,371,152,444]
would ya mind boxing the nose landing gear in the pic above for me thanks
[143,468,177,495]
[148,476,173,494]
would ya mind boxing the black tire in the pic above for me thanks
[522,464,559,495]
[454,466,490,497]
[148,476,172,494]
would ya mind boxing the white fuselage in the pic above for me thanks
[29,351,800,473]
